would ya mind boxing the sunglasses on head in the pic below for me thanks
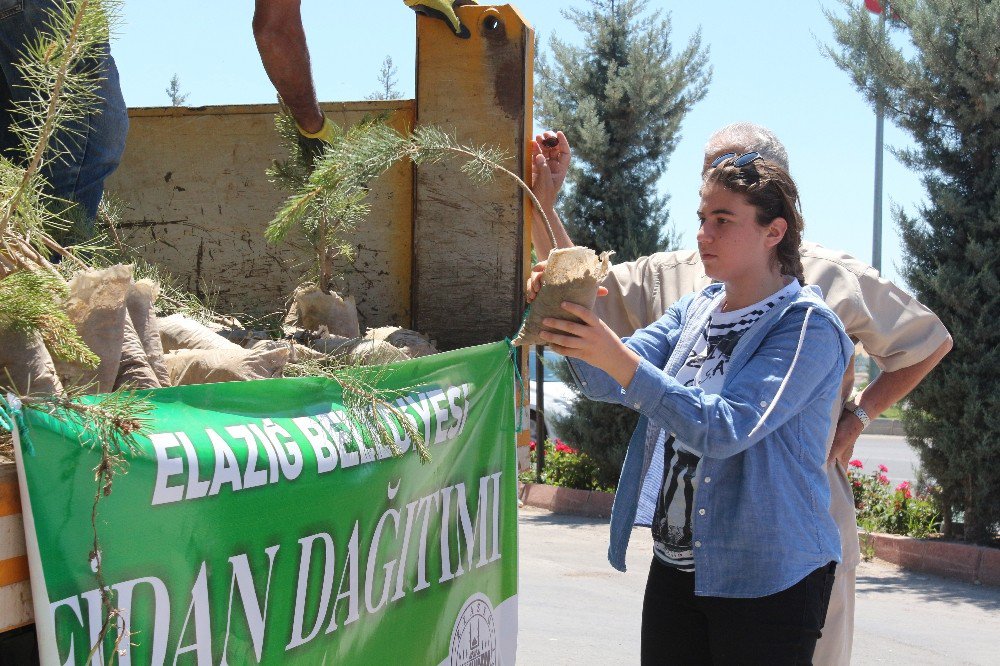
[710,151,763,169]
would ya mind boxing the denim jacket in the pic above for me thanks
[568,282,854,598]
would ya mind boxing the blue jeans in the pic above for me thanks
[0,0,128,221]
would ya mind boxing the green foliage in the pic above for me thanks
[848,461,939,539]
[165,74,188,107]
[535,0,711,260]
[519,437,607,492]
[550,357,635,489]
[265,111,383,292]
[1,0,116,245]
[552,399,635,490]
[826,0,1000,543]
[267,117,546,291]
[0,270,98,368]
[283,356,431,463]
[366,56,401,101]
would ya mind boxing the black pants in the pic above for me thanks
[641,558,836,665]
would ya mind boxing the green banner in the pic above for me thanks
[12,341,518,665]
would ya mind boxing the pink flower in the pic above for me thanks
[878,474,890,485]
[849,459,863,469]
[878,464,889,473]
[896,481,912,499]
[529,441,536,451]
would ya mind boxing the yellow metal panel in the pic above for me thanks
[413,5,534,350]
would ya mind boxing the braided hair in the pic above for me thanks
[702,156,805,284]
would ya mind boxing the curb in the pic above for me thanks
[519,482,1000,588]
[519,483,614,519]
[861,531,1000,587]
[867,418,905,436]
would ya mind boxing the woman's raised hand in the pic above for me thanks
[532,130,571,193]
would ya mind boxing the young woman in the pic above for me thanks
[528,153,853,664]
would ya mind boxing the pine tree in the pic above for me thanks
[165,74,188,106]
[366,56,401,101]
[535,0,709,486]
[826,0,1000,543]
[535,0,710,260]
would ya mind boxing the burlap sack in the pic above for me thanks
[285,285,360,337]
[164,346,290,386]
[251,339,328,363]
[364,326,439,358]
[158,314,241,353]
[113,311,161,390]
[53,264,132,393]
[126,279,170,385]
[513,247,612,347]
[0,329,64,396]
[309,335,409,365]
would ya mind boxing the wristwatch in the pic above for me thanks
[844,400,872,430]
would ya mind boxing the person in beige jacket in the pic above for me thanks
[529,122,952,666]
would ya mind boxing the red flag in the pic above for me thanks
[864,0,902,21]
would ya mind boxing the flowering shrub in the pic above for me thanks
[521,438,607,491]
[847,460,939,538]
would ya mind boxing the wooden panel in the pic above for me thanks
[0,464,32,629]
[0,466,20,517]
[0,555,28,588]
[105,102,415,329]
[0,580,33,633]
[413,5,534,350]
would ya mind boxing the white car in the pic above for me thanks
[526,348,576,443]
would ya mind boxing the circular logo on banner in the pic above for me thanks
[449,593,498,666]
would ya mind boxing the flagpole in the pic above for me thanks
[869,1,888,382]
[872,2,887,275]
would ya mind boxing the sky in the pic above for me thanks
[113,0,924,288]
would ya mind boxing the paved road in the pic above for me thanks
[854,434,920,487]
[517,507,1000,665]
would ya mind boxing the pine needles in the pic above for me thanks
[266,115,557,292]
[285,356,430,462]
[0,269,98,366]
[0,0,118,367]
[0,0,114,267]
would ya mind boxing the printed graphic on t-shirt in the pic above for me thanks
[651,431,699,571]
[651,281,798,571]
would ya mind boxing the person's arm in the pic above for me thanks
[829,335,952,464]
[531,285,687,404]
[529,132,574,259]
[544,303,850,459]
[253,0,324,134]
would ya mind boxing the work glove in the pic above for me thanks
[296,115,335,166]
[403,0,478,39]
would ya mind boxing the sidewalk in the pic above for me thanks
[517,507,1000,665]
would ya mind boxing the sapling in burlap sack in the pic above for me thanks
[284,283,361,338]
[364,326,439,358]
[53,264,133,393]
[266,115,584,347]
[513,246,612,347]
